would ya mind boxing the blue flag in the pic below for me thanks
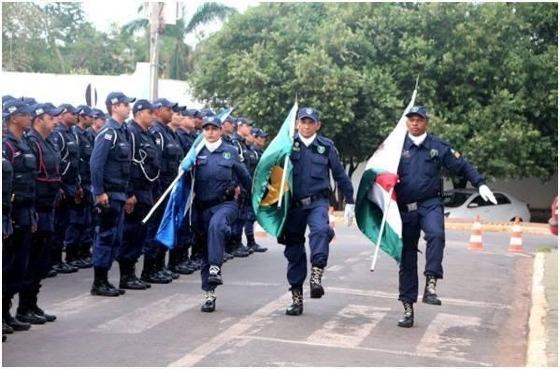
[155,134,204,249]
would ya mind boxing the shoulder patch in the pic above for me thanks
[104,133,113,140]
[450,148,461,159]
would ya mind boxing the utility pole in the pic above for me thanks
[148,2,164,100]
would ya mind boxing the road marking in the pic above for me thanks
[240,335,492,367]
[175,279,282,287]
[360,250,371,256]
[526,252,548,366]
[307,305,389,347]
[93,294,200,334]
[344,257,360,264]
[169,292,289,367]
[328,287,511,310]
[416,313,481,361]
[327,265,344,272]
[47,293,114,316]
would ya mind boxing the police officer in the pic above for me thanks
[2,118,15,339]
[65,105,96,269]
[51,104,80,274]
[173,108,202,274]
[191,116,252,312]
[2,100,36,331]
[142,98,183,283]
[17,104,62,324]
[89,109,107,138]
[89,92,135,297]
[282,107,355,316]
[395,106,497,328]
[118,100,160,290]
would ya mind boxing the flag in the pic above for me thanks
[155,107,233,248]
[251,101,298,237]
[355,87,418,262]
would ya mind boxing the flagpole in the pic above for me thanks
[142,170,183,224]
[277,100,297,209]
[370,187,394,272]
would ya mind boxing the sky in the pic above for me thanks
[80,0,260,46]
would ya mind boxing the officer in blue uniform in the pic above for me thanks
[142,98,183,283]
[282,107,355,316]
[192,116,252,312]
[2,100,36,332]
[51,104,81,274]
[18,104,62,325]
[395,106,497,328]
[118,100,159,290]
[89,92,135,297]
[65,105,96,269]
[2,122,15,339]
[173,108,202,274]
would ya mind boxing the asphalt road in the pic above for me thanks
[2,227,557,367]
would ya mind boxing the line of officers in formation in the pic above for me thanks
[3,91,494,343]
[1,92,270,342]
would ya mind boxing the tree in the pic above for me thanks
[122,2,237,80]
[189,2,557,183]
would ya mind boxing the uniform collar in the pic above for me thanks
[404,133,431,149]
[297,133,317,147]
[129,120,147,132]
[105,118,122,130]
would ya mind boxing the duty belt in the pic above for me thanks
[292,189,330,208]
[398,196,439,213]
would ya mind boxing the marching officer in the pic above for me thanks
[89,92,135,297]
[191,116,252,312]
[394,106,497,327]
[142,98,183,283]
[51,104,81,274]
[2,100,36,332]
[281,107,355,316]
[17,104,62,324]
[118,100,160,290]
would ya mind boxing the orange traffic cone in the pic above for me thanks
[254,222,267,239]
[508,217,524,253]
[468,215,484,251]
[329,206,336,244]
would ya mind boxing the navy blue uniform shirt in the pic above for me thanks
[90,118,132,201]
[396,134,485,205]
[290,134,354,204]
[194,142,252,203]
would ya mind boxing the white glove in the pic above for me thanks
[479,185,497,205]
[344,204,355,226]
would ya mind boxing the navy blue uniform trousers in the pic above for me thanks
[283,199,334,289]
[399,199,445,303]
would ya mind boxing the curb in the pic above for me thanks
[526,252,548,366]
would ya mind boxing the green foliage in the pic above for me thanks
[2,2,147,75]
[190,2,557,181]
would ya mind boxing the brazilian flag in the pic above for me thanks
[251,101,298,237]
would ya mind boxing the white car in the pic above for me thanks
[443,189,531,222]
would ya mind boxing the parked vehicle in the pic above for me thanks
[443,189,531,222]
[549,196,558,235]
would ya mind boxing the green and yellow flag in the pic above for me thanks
[251,101,298,237]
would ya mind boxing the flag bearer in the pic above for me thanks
[281,107,355,316]
[395,106,497,327]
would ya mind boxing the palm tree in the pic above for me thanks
[123,2,236,80]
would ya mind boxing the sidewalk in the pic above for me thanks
[527,249,558,367]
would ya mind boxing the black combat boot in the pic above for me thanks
[310,266,325,298]
[398,302,414,328]
[200,290,216,313]
[286,287,304,316]
[422,275,442,305]
[16,291,47,325]
[208,265,223,285]
[141,257,172,284]
[79,242,93,268]
[246,235,267,253]
[91,267,120,297]
[3,299,31,331]
[2,319,14,334]
[119,261,147,290]
[66,247,89,269]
